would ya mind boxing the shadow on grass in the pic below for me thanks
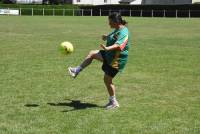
[24,104,39,107]
[47,99,101,112]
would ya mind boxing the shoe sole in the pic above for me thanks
[106,105,120,110]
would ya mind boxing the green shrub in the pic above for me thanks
[0,4,79,16]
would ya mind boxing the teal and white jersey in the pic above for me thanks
[105,26,130,71]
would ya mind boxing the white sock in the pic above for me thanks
[76,66,82,73]
[109,96,116,101]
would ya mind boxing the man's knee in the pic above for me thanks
[88,50,98,58]
[104,74,112,84]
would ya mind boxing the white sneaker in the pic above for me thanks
[105,100,119,110]
[68,67,79,78]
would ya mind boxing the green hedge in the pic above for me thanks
[0,4,79,16]
[20,8,78,16]
[0,4,79,9]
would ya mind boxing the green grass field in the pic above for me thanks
[0,16,200,134]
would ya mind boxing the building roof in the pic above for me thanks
[119,0,135,3]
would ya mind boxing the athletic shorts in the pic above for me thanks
[99,50,119,78]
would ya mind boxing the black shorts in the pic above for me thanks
[100,50,119,78]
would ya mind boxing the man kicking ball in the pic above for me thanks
[68,12,131,109]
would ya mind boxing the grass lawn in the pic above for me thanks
[0,16,200,134]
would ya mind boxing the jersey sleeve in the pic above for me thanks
[115,30,128,51]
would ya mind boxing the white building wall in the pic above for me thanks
[72,0,142,5]
[72,0,102,5]
[192,0,200,3]
[141,0,191,4]
[16,0,42,4]
[130,0,142,5]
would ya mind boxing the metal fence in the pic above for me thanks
[2,8,200,17]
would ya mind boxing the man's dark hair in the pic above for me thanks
[108,12,127,25]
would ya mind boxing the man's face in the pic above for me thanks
[109,19,117,28]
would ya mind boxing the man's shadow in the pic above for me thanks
[47,99,101,112]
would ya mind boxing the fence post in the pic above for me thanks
[43,8,44,16]
[176,10,178,18]
[189,10,190,18]
[20,8,21,16]
[129,10,131,17]
[152,10,153,17]
[100,9,101,16]
[91,9,92,16]
[140,10,142,17]
[81,9,83,16]
[164,10,166,17]
[63,9,65,16]
[73,9,74,16]
[7,8,9,16]
[32,8,33,16]
[53,8,55,16]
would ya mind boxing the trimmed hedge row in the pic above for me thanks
[0,4,79,16]
[1,4,200,17]
[0,4,79,9]
[80,4,200,17]
[19,8,81,16]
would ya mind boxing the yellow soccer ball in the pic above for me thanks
[60,41,74,54]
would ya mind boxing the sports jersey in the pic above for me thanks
[104,27,130,71]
